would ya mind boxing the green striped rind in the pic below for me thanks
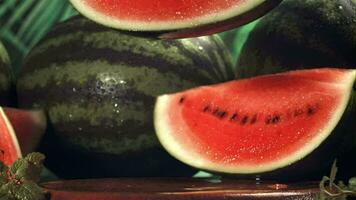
[22,33,222,85]
[0,74,9,92]
[0,41,15,106]
[17,16,233,177]
[0,42,11,91]
[26,32,198,70]
[236,0,356,79]
[177,36,235,81]
[17,59,194,154]
[23,17,231,83]
[0,42,10,65]
[48,102,157,154]
[17,60,200,97]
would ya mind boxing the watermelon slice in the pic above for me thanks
[154,68,356,176]
[69,0,282,38]
[0,107,46,166]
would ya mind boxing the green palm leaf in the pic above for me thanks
[0,0,78,71]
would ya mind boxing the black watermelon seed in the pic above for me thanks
[250,114,257,124]
[0,149,4,159]
[230,113,238,121]
[271,115,281,124]
[241,116,249,125]
[203,105,210,112]
[216,111,227,119]
[179,96,185,104]
[306,105,318,116]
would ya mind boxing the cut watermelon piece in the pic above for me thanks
[154,68,356,176]
[0,107,46,166]
[0,108,21,166]
[69,0,282,38]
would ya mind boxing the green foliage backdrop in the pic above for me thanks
[0,0,77,72]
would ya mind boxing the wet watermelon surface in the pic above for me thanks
[86,0,243,21]
[156,68,355,173]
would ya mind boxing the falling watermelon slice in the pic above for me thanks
[0,107,46,166]
[154,68,356,177]
[69,0,282,38]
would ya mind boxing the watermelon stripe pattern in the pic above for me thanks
[0,42,11,91]
[0,41,15,106]
[49,103,157,155]
[22,34,229,86]
[17,16,234,178]
[236,0,356,79]
[18,60,207,95]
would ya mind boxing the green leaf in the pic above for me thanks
[3,0,35,29]
[329,160,338,189]
[318,161,356,199]
[0,162,8,184]
[0,153,46,200]
[0,161,6,170]
[0,181,11,200]
[0,190,13,200]
[0,180,16,199]
[24,153,45,183]
[0,171,7,185]
[12,181,45,200]
[9,159,30,181]
[25,153,45,167]
[349,177,356,191]
[8,153,46,183]
[0,0,77,70]
[0,193,10,200]
[0,0,19,18]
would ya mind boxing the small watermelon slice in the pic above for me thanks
[0,107,46,166]
[69,0,282,38]
[154,68,356,176]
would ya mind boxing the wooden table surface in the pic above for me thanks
[41,178,322,200]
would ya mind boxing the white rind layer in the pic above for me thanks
[154,69,356,174]
[70,0,266,31]
[0,107,22,160]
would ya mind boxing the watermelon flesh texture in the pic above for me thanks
[0,107,22,166]
[3,108,46,156]
[0,107,46,166]
[70,0,282,38]
[86,0,244,21]
[154,68,356,175]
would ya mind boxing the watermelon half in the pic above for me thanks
[154,68,356,177]
[69,0,282,38]
[0,107,46,166]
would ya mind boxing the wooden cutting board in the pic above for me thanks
[41,178,321,200]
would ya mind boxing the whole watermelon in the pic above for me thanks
[0,41,16,106]
[236,0,356,78]
[17,16,234,178]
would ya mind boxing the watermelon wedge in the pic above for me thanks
[0,107,46,166]
[154,68,356,177]
[69,0,282,38]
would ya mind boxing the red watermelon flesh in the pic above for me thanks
[0,108,21,166]
[69,0,282,38]
[154,68,356,174]
[86,0,242,21]
[0,107,46,166]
